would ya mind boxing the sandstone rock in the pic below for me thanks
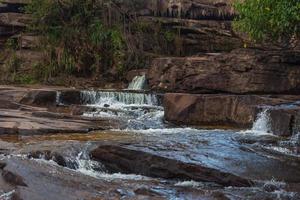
[139,17,242,55]
[20,90,57,106]
[0,13,30,27]
[90,145,253,187]
[126,69,148,82]
[122,0,235,20]
[269,108,299,137]
[149,49,300,94]
[164,93,265,128]
[163,93,300,136]
[2,170,27,186]
[59,90,82,105]
[0,109,115,135]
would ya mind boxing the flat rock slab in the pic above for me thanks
[90,145,253,187]
[0,156,226,200]
[0,109,114,135]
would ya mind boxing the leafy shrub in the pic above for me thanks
[234,0,300,42]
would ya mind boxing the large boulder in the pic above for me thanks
[163,93,300,136]
[149,49,300,94]
[90,145,253,187]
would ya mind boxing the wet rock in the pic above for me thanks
[148,49,300,94]
[126,69,148,83]
[234,134,280,145]
[28,150,67,167]
[0,155,220,200]
[0,109,113,135]
[20,90,57,106]
[59,90,82,105]
[90,145,253,187]
[134,187,162,197]
[163,93,300,133]
[0,162,6,169]
[269,108,299,137]
[163,93,261,128]
[2,170,27,187]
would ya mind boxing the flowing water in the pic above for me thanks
[127,75,147,90]
[242,108,272,135]
[1,79,300,199]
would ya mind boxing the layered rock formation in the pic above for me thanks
[0,0,242,71]
[91,145,253,187]
[0,0,29,47]
[0,86,122,135]
[149,48,300,94]
[163,93,300,136]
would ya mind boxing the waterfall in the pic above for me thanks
[250,108,272,134]
[127,75,147,90]
[56,91,62,105]
[80,90,164,130]
[241,108,272,135]
[80,90,159,106]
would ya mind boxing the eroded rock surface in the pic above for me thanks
[149,49,300,94]
[0,86,122,135]
[90,145,253,187]
[163,93,300,136]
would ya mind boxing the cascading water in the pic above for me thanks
[252,108,272,134]
[81,90,164,130]
[127,75,147,90]
[242,108,272,135]
[80,75,164,130]
[80,90,159,106]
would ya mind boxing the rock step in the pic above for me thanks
[163,93,300,136]
[148,48,300,94]
[90,145,253,187]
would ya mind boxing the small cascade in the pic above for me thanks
[242,108,272,135]
[80,90,159,106]
[127,75,147,90]
[55,91,62,105]
[80,90,164,130]
[251,108,272,134]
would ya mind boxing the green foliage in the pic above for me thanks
[234,0,300,42]
[14,74,37,84]
[4,53,21,74]
[26,0,125,79]
[163,30,176,42]
[5,38,20,50]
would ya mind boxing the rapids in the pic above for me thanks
[1,81,300,199]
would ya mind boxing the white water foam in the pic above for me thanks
[174,180,204,188]
[241,108,272,135]
[128,75,147,90]
[0,190,15,200]
[81,90,159,106]
[80,90,164,130]
[73,152,153,181]
[55,91,62,105]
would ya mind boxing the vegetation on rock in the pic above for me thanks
[234,0,300,44]
[26,0,125,80]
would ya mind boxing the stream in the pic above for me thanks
[0,77,300,199]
